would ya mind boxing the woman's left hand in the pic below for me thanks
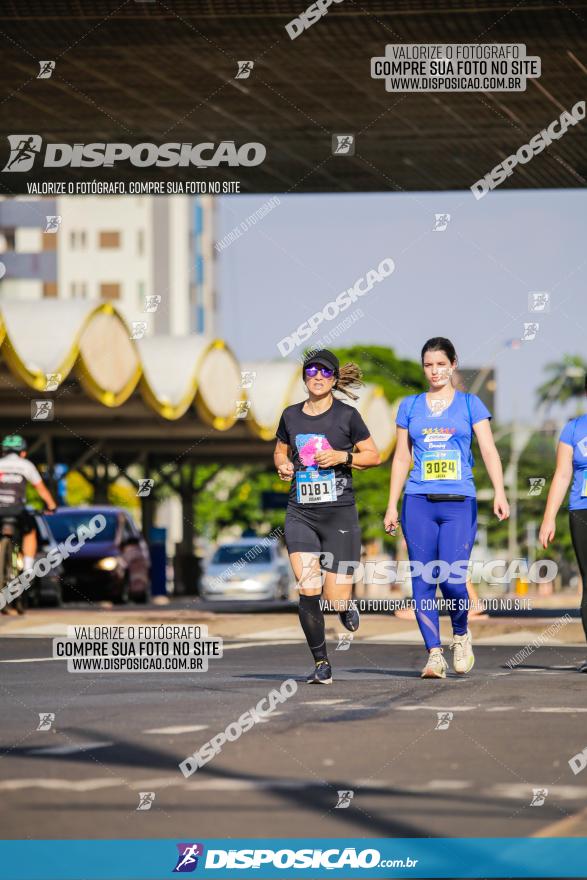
[494,493,510,521]
[314,449,347,468]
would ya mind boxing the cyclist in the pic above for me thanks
[274,349,381,684]
[539,374,587,671]
[0,435,57,614]
[384,337,509,678]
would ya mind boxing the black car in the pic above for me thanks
[44,506,151,604]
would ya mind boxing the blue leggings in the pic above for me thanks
[401,494,477,650]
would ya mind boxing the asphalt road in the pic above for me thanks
[2,636,587,841]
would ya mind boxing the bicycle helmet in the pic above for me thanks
[1,434,27,453]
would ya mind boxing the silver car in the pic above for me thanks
[201,538,290,601]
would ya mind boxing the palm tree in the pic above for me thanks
[537,355,586,413]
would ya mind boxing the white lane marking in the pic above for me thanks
[475,630,567,645]
[0,657,57,663]
[299,699,349,706]
[241,627,301,640]
[528,707,587,713]
[0,778,123,792]
[141,714,279,731]
[0,776,483,796]
[418,779,471,791]
[395,705,478,711]
[353,778,471,792]
[491,783,587,800]
[395,705,587,714]
[28,742,113,756]
[144,725,209,735]
[0,776,312,793]
[0,776,471,795]
[0,624,69,636]
[363,630,424,643]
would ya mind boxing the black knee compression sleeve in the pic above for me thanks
[298,594,328,662]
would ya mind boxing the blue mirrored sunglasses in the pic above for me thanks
[304,364,335,379]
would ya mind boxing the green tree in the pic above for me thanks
[536,355,586,413]
[332,344,426,402]
[195,465,288,538]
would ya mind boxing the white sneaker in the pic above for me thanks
[451,630,474,674]
[421,647,448,679]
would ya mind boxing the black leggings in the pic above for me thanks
[570,509,587,642]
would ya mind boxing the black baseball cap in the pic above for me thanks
[303,349,339,374]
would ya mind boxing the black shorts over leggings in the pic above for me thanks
[0,505,36,537]
[284,504,361,574]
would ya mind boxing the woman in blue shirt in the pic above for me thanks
[384,337,510,678]
[539,375,587,671]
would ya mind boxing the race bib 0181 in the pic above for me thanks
[296,469,337,503]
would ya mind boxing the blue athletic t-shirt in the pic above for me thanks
[559,414,587,510]
[396,391,492,497]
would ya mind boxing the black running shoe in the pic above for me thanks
[578,661,587,673]
[339,601,360,632]
[306,659,333,684]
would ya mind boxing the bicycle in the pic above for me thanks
[0,505,28,615]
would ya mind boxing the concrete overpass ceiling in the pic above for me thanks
[0,1,585,191]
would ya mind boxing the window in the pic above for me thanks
[2,229,16,250]
[47,512,118,543]
[99,231,121,249]
[42,232,57,251]
[99,283,120,300]
[80,230,87,248]
[69,230,76,248]
[138,281,145,309]
[137,229,144,255]
[212,545,272,565]
[70,282,87,298]
[43,282,58,298]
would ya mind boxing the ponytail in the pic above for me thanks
[334,362,364,401]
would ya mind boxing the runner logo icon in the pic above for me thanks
[173,843,204,872]
[332,134,355,155]
[3,135,42,172]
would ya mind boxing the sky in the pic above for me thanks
[216,189,586,424]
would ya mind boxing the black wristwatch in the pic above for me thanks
[346,451,353,466]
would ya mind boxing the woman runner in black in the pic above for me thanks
[274,349,381,684]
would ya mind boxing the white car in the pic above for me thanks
[201,538,291,601]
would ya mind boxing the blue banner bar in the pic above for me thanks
[1,838,587,879]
